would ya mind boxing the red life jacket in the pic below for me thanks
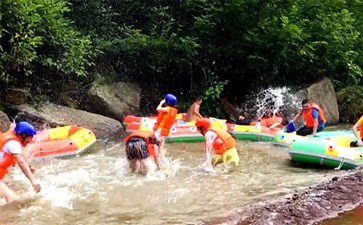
[152,106,178,136]
[208,128,237,155]
[302,103,326,128]
[0,131,21,180]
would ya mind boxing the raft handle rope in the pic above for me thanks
[334,158,346,170]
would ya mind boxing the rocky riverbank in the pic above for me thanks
[203,171,363,225]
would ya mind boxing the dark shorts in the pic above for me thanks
[296,126,324,136]
[125,137,149,160]
[350,138,363,147]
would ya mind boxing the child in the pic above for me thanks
[124,130,161,175]
[152,94,178,166]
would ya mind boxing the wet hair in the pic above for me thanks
[301,99,310,105]
[14,112,27,124]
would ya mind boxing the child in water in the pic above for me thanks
[152,94,178,166]
[124,131,161,175]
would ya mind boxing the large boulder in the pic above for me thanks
[78,79,141,122]
[5,103,125,142]
[4,88,31,105]
[336,85,363,123]
[299,77,339,125]
[0,110,10,132]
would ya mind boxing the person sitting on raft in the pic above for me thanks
[185,96,203,122]
[0,122,41,203]
[290,99,326,136]
[229,113,288,129]
[351,114,363,147]
[195,118,240,171]
[249,114,288,129]
[259,114,289,129]
[152,94,178,166]
[124,130,161,175]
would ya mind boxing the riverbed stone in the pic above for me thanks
[301,77,339,125]
[4,88,30,105]
[78,78,141,123]
[5,103,125,142]
[0,110,10,132]
[336,85,363,123]
[203,171,363,225]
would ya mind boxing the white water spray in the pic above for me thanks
[240,87,302,121]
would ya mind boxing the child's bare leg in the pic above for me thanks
[141,158,156,175]
[134,160,141,173]
[158,138,166,165]
[0,181,19,203]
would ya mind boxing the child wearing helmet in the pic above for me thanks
[124,130,161,175]
[152,94,178,166]
[196,118,240,171]
[0,121,41,203]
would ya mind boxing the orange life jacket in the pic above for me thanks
[152,106,178,136]
[302,103,326,128]
[260,116,283,128]
[124,130,155,157]
[0,131,21,180]
[208,128,237,155]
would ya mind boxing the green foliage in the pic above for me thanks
[201,80,228,116]
[64,0,363,115]
[2,0,361,116]
[336,85,363,123]
[0,0,93,84]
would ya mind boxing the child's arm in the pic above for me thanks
[156,99,168,112]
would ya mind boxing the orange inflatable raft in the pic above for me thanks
[123,113,186,126]
[25,124,96,159]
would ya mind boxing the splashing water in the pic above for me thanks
[240,87,302,121]
[1,141,348,225]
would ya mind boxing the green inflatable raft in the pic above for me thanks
[289,135,363,170]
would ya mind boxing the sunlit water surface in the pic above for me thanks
[0,141,347,225]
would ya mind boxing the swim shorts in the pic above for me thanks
[212,147,240,166]
[125,137,149,160]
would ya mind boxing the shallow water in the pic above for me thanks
[320,203,363,225]
[0,141,346,225]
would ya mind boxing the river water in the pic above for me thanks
[320,203,363,225]
[0,141,347,225]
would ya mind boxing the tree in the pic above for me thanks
[0,0,93,85]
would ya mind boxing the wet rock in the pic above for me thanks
[298,77,339,125]
[327,184,335,190]
[79,78,141,122]
[292,193,299,200]
[0,110,10,132]
[5,103,125,142]
[4,88,30,105]
[336,85,363,123]
[203,171,363,225]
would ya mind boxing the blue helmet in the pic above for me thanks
[15,122,37,136]
[165,94,177,106]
